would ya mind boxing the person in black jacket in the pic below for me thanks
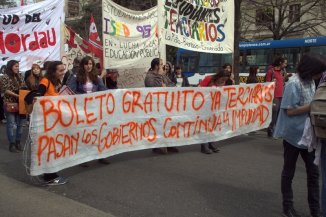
[174,66,190,87]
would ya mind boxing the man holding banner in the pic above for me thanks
[145,58,179,154]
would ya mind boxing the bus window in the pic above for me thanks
[274,48,300,72]
[309,46,326,55]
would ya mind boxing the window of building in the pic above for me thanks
[288,4,301,23]
[256,8,273,26]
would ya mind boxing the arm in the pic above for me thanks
[66,75,78,94]
[2,76,19,98]
[286,104,310,116]
[97,77,108,91]
[37,84,47,96]
[5,90,19,98]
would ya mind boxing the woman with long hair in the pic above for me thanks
[274,54,326,217]
[67,56,106,94]
[223,63,234,85]
[67,56,108,165]
[247,66,259,84]
[26,64,43,91]
[199,69,230,154]
[1,60,25,152]
[36,61,68,185]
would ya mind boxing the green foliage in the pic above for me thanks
[66,2,102,39]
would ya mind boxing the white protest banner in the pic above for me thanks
[0,0,64,72]
[102,0,159,69]
[158,0,234,53]
[29,83,275,176]
[117,68,147,88]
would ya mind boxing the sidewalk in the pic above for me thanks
[0,174,116,217]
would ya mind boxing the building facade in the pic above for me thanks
[240,0,326,41]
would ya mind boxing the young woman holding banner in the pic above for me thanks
[36,61,68,186]
[67,56,109,166]
[199,69,230,154]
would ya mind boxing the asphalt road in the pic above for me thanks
[0,123,315,217]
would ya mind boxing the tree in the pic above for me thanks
[0,0,16,8]
[66,0,102,39]
[233,0,243,84]
[241,0,326,40]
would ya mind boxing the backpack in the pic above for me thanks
[310,81,326,139]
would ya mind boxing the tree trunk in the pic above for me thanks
[233,0,242,84]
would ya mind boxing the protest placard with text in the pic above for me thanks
[29,83,275,176]
[158,0,234,53]
[0,0,64,71]
[102,0,159,69]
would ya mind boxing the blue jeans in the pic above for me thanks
[321,141,326,216]
[5,111,22,144]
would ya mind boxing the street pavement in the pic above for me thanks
[0,123,316,217]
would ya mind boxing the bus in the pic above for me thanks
[177,36,326,85]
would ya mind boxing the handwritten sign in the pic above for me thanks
[102,0,159,69]
[117,68,147,88]
[0,0,64,72]
[158,0,234,53]
[29,83,275,175]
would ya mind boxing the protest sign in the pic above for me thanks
[117,68,147,88]
[0,0,64,72]
[102,0,159,69]
[158,0,234,53]
[29,83,275,175]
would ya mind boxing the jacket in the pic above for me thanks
[144,70,175,87]
[67,75,107,94]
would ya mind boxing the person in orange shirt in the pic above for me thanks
[37,61,67,186]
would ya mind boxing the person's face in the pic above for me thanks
[225,65,232,72]
[281,60,288,69]
[84,60,93,73]
[109,72,119,81]
[176,69,182,76]
[12,63,19,74]
[55,64,65,80]
[165,64,170,72]
[33,67,41,76]
[157,60,164,74]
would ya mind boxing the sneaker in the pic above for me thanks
[167,147,179,153]
[208,143,220,153]
[152,148,168,155]
[46,176,68,186]
[98,159,110,165]
[282,207,301,217]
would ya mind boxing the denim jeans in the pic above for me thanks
[321,141,326,216]
[281,140,320,215]
[5,111,22,144]
[0,97,4,120]
[268,97,282,133]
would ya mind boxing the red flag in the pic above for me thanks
[89,15,103,60]
[66,26,91,53]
